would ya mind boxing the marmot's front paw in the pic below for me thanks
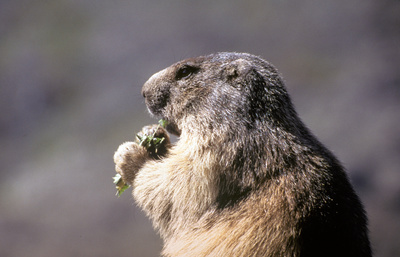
[137,124,171,158]
[114,142,149,185]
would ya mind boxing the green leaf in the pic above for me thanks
[113,173,122,184]
[116,183,130,197]
[158,119,168,128]
[113,173,130,197]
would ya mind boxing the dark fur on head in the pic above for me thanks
[115,52,372,256]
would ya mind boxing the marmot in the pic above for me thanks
[114,52,372,257]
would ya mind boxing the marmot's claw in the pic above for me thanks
[137,124,170,144]
[137,124,171,158]
[113,141,148,185]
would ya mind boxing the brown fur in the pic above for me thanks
[114,52,372,256]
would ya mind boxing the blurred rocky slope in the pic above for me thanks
[1,0,399,256]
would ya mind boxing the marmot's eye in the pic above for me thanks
[175,66,198,80]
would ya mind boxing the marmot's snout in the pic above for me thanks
[142,69,182,136]
[142,80,170,117]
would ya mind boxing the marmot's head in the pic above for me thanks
[142,52,298,137]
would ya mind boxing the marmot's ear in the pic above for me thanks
[225,59,254,80]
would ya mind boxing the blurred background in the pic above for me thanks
[1,0,399,256]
